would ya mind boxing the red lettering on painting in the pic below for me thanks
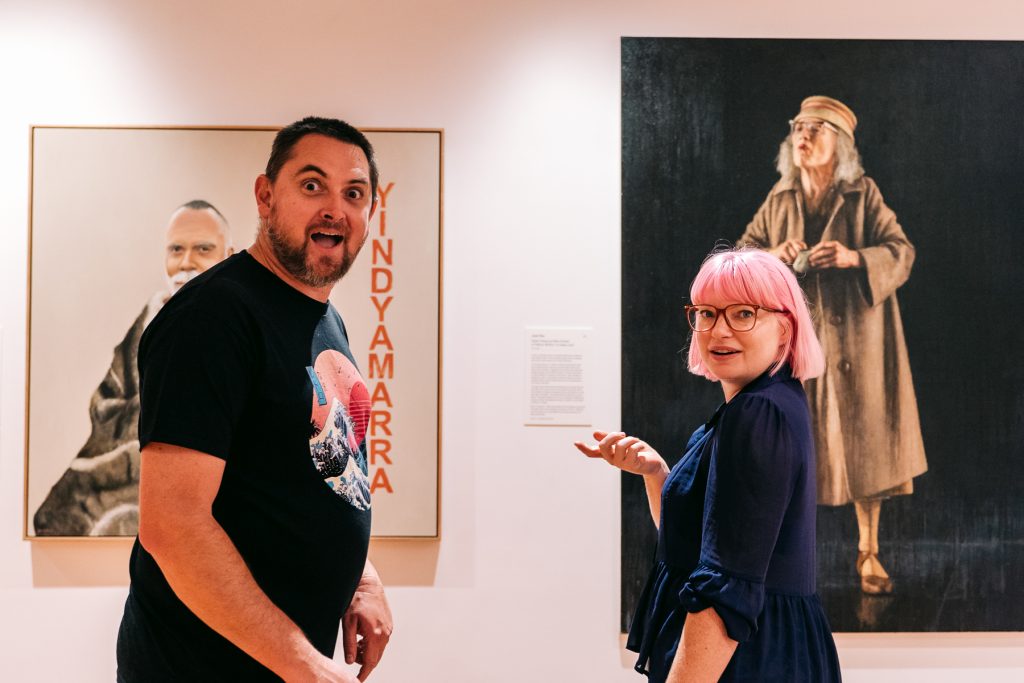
[370,439,393,465]
[377,181,394,209]
[372,239,393,266]
[368,353,394,379]
[369,183,396,498]
[370,467,394,494]
[371,296,393,322]
[371,268,393,293]
[370,382,393,407]
[370,411,393,437]
[369,325,394,351]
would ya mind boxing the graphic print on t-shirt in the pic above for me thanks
[308,349,371,511]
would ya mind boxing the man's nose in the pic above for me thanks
[179,249,197,270]
[319,194,345,223]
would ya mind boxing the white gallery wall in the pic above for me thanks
[1,0,1022,680]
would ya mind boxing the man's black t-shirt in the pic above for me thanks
[117,251,372,682]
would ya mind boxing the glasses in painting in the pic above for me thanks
[685,304,787,333]
[788,119,838,137]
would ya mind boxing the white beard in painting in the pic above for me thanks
[309,397,370,511]
[166,269,200,296]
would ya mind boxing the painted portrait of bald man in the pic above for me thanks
[33,201,233,536]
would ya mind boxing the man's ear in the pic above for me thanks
[255,174,273,217]
[368,194,379,221]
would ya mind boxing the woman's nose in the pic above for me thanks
[710,314,733,336]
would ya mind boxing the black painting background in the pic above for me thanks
[621,38,1024,632]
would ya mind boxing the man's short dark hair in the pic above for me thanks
[265,116,379,199]
[178,199,228,224]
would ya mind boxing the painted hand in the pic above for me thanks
[808,240,861,269]
[769,239,808,264]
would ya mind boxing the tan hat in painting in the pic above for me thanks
[793,96,857,139]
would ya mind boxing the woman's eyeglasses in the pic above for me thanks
[788,119,838,137]
[685,304,787,332]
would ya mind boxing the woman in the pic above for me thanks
[576,249,840,681]
[737,96,927,594]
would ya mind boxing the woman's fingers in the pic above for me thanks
[573,441,602,458]
[597,431,625,459]
[569,432,621,463]
[610,438,634,458]
[576,430,660,475]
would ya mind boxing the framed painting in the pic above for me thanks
[621,38,1024,631]
[24,125,442,539]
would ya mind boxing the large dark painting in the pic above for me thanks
[621,38,1024,632]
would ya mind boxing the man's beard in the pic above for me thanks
[261,214,355,288]
[166,269,199,296]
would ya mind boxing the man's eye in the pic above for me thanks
[303,180,322,192]
[168,246,183,254]
[197,246,213,254]
[346,188,364,200]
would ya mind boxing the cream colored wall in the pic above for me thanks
[1,0,1022,681]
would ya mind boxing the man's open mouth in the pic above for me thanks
[311,232,343,248]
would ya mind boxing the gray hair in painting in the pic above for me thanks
[776,131,865,185]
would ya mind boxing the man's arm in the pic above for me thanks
[139,442,358,682]
[342,559,393,680]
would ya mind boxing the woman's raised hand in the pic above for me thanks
[574,430,668,477]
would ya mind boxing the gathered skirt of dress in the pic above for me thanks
[627,561,841,683]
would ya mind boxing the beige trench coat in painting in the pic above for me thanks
[739,175,928,505]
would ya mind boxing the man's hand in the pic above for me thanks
[768,239,807,264]
[342,564,393,681]
[808,240,861,269]
[574,430,668,477]
[300,654,361,683]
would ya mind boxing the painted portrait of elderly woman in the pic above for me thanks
[737,96,928,596]
[621,38,1024,633]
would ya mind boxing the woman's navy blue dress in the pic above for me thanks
[627,366,841,682]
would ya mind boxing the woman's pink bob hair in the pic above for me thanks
[687,248,825,381]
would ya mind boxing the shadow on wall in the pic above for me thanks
[368,540,441,586]
[29,538,442,588]
[31,540,133,587]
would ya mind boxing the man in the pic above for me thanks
[33,200,233,536]
[116,118,392,682]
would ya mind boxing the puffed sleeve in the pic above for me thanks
[137,279,259,461]
[679,394,800,642]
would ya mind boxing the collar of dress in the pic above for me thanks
[705,364,793,428]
